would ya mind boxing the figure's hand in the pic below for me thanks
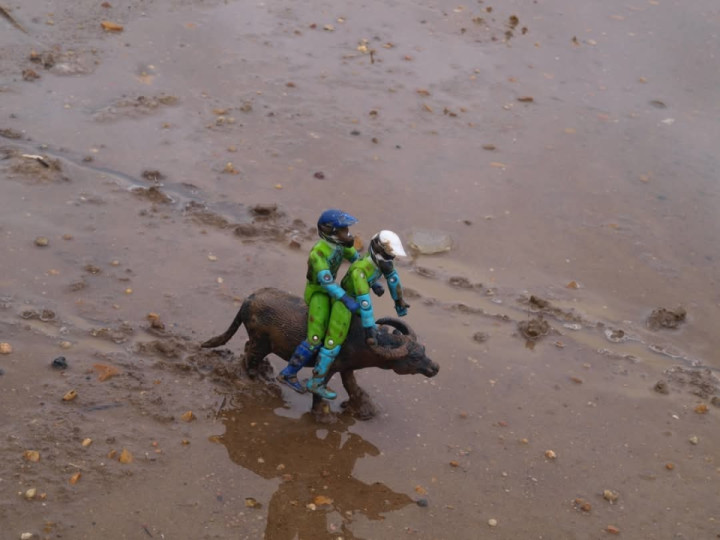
[340,294,360,313]
[364,326,378,345]
[394,300,409,317]
[371,282,385,297]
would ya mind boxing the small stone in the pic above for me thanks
[62,389,78,401]
[689,436,699,445]
[82,438,93,447]
[51,356,68,369]
[694,403,709,414]
[488,518,498,527]
[34,237,49,247]
[23,450,40,462]
[603,489,619,502]
[416,498,429,507]
[181,411,196,422]
[25,488,37,500]
[0,342,12,354]
[606,525,620,534]
[545,449,557,459]
[21,533,34,540]
[118,448,133,464]
[574,498,592,512]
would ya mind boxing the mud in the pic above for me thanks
[2,0,720,539]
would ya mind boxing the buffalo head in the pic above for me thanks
[369,318,439,377]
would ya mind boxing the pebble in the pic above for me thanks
[0,342,12,354]
[51,356,68,369]
[34,236,49,247]
[689,436,699,445]
[488,518,498,527]
[603,489,619,502]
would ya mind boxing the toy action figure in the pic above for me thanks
[277,209,360,393]
[305,230,410,400]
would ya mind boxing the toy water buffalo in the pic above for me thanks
[201,287,439,420]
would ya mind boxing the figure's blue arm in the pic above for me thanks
[317,269,346,300]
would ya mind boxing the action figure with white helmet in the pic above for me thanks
[306,229,411,400]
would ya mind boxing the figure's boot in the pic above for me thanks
[277,340,317,394]
[306,346,340,400]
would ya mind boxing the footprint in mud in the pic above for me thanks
[646,307,686,330]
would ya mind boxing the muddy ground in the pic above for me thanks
[1,0,719,539]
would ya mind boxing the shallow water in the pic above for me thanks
[1,0,719,538]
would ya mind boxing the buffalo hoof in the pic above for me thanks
[311,401,338,424]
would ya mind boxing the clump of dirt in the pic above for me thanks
[93,94,179,122]
[653,366,720,401]
[414,266,437,278]
[184,348,248,382]
[519,294,584,324]
[250,203,281,218]
[134,336,194,359]
[518,317,550,341]
[472,331,489,343]
[90,322,135,344]
[131,185,173,204]
[183,201,231,229]
[647,307,686,330]
[19,308,56,322]
[448,276,480,289]
[3,149,69,183]
[26,46,98,77]
[0,129,24,140]
[141,169,166,182]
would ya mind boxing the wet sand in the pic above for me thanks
[1,0,719,538]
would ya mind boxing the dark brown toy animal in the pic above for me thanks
[201,287,439,420]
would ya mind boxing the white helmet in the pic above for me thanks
[369,230,407,263]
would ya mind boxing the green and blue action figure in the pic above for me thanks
[277,209,360,394]
[304,229,410,400]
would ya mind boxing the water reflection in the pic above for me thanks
[215,389,413,539]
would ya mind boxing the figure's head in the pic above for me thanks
[317,209,358,248]
[369,230,406,268]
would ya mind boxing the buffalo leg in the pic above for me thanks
[311,393,338,424]
[243,336,272,380]
[340,371,378,420]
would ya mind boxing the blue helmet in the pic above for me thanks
[317,209,358,247]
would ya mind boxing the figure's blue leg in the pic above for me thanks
[306,346,340,400]
[277,340,317,393]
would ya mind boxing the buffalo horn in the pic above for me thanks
[375,317,417,341]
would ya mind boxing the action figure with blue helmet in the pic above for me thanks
[277,209,360,394]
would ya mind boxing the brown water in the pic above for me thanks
[1,1,719,539]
